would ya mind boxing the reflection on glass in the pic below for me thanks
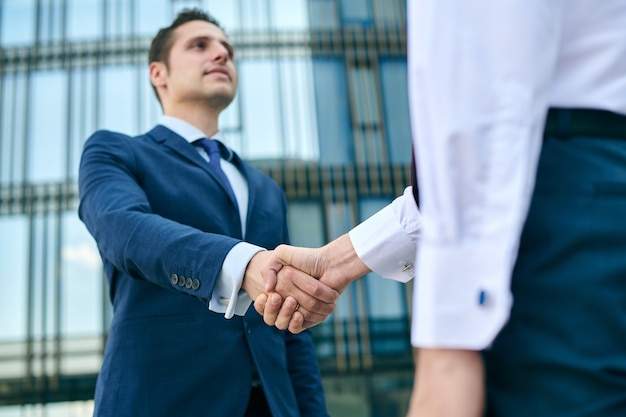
[0,0,36,46]
[380,59,412,163]
[309,0,339,29]
[313,59,353,164]
[29,71,67,183]
[287,201,325,248]
[339,0,373,25]
[67,0,101,40]
[359,198,406,318]
[0,216,28,341]
[0,73,28,185]
[239,58,318,160]
[61,212,102,336]
[99,65,140,134]
[0,401,94,417]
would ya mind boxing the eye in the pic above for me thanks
[193,40,207,50]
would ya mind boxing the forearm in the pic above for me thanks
[318,233,371,291]
[408,349,484,417]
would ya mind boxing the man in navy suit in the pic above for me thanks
[78,8,336,417]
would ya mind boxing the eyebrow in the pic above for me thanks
[185,35,234,55]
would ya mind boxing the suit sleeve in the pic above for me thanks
[78,130,240,304]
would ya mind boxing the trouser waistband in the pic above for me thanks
[545,107,626,139]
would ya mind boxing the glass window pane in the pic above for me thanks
[380,59,412,163]
[67,0,100,40]
[287,201,325,247]
[0,216,28,341]
[238,59,282,158]
[61,213,102,336]
[237,0,271,31]
[271,0,309,31]
[359,198,407,318]
[99,65,140,134]
[349,67,379,125]
[1,73,28,185]
[136,0,168,37]
[203,0,238,32]
[0,0,36,46]
[238,58,318,160]
[309,0,339,30]
[29,70,67,183]
[339,0,373,25]
[313,59,353,165]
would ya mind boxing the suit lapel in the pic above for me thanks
[147,125,241,207]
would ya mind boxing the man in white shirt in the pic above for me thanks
[256,1,626,416]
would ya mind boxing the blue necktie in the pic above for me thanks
[195,138,239,209]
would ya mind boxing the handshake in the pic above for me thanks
[242,234,371,334]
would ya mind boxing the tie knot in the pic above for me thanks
[196,138,233,162]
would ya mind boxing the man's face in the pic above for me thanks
[159,20,238,111]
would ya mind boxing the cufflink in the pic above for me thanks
[398,261,414,275]
[219,297,230,306]
[478,289,488,307]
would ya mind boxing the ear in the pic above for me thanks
[149,61,168,90]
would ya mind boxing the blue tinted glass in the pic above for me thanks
[309,0,339,29]
[61,213,102,336]
[287,201,325,247]
[29,70,67,183]
[339,0,373,25]
[0,216,28,341]
[358,198,408,318]
[1,73,28,185]
[238,58,318,160]
[380,59,412,163]
[0,0,36,46]
[67,0,101,40]
[99,65,140,134]
[313,59,353,165]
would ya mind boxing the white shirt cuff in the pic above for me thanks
[349,187,421,283]
[208,242,265,318]
[411,241,514,350]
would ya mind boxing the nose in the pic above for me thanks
[211,41,229,63]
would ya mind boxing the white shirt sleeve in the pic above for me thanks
[408,0,564,349]
[349,187,421,283]
[208,242,264,318]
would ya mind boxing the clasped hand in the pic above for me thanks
[243,234,370,334]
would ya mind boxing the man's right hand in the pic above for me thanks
[254,234,371,333]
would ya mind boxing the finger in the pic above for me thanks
[254,293,268,315]
[262,292,283,326]
[274,296,299,330]
[287,311,306,334]
[275,267,338,314]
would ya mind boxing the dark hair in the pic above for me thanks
[148,8,224,103]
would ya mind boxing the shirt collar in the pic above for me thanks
[158,115,226,143]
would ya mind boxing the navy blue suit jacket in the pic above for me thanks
[78,125,328,417]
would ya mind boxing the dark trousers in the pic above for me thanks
[245,386,273,417]
[483,128,626,416]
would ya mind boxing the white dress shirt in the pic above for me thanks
[159,116,263,318]
[350,0,626,349]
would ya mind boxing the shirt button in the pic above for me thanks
[170,274,179,285]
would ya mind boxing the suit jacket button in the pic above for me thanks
[170,274,179,285]
[178,276,186,287]
[192,279,200,290]
[185,277,193,289]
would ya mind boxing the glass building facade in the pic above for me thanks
[0,0,414,416]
